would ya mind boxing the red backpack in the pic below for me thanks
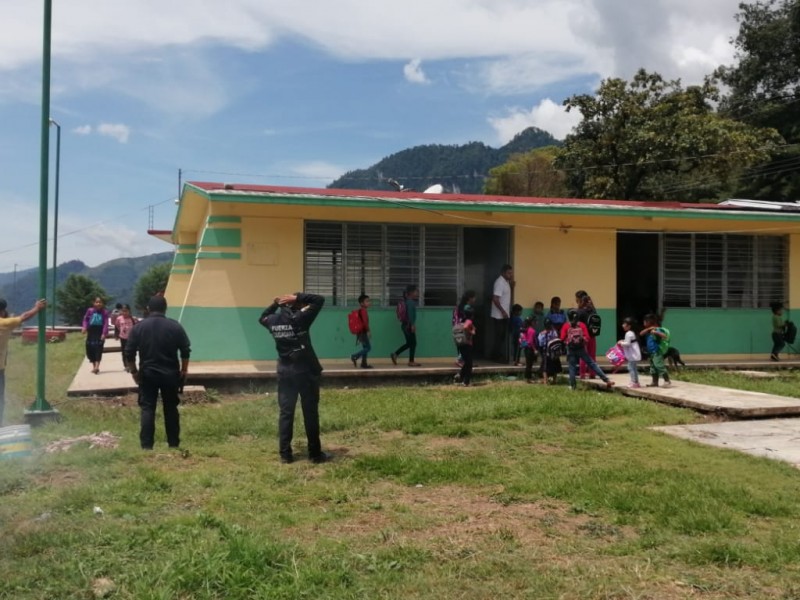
[347,309,364,335]
[566,324,586,349]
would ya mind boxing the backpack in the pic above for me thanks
[396,299,408,324]
[566,324,586,349]
[452,322,468,345]
[656,327,670,356]
[546,338,566,359]
[347,309,364,335]
[784,321,797,344]
[605,344,626,367]
[519,330,529,349]
[587,313,602,337]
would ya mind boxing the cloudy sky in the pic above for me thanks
[0,0,743,274]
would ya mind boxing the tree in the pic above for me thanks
[716,0,800,200]
[484,146,569,197]
[555,69,782,201]
[134,263,170,312]
[56,274,109,326]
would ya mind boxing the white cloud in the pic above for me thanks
[403,59,430,84]
[97,123,130,144]
[488,99,583,143]
[73,125,92,135]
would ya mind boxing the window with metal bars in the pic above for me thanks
[304,221,461,307]
[662,233,787,308]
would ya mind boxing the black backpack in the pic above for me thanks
[587,313,602,337]
[784,321,797,344]
[546,338,566,359]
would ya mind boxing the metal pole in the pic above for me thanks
[27,0,58,421]
[49,118,60,330]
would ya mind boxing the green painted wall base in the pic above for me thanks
[170,306,780,362]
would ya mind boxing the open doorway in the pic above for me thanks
[463,227,511,359]
[617,232,660,337]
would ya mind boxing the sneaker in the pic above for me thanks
[770,354,779,361]
[390,353,398,365]
[628,383,641,389]
[453,373,461,383]
[408,362,422,367]
[605,380,615,389]
[360,364,374,369]
[280,455,294,464]
[350,356,358,368]
[456,360,464,367]
[646,383,659,388]
[661,381,673,388]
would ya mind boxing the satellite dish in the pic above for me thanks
[423,184,444,194]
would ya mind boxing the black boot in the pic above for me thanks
[360,360,373,369]
[646,376,659,388]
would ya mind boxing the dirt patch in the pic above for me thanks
[31,469,85,489]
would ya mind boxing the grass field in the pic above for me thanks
[2,334,800,599]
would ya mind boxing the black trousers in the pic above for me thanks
[278,373,322,460]
[393,326,417,362]
[524,347,537,380]
[138,373,181,449]
[457,344,474,385]
[491,317,509,363]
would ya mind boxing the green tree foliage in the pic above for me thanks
[55,274,109,326]
[716,0,800,200]
[555,70,782,201]
[484,146,568,197]
[133,263,170,312]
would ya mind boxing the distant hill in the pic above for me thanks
[329,127,561,194]
[0,252,174,320]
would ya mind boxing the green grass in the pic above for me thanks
[2,335,800,598]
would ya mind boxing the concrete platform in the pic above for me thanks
[652,420,800,469]
[586,373,800,419]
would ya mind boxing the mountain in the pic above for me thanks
[0,252,174,318]
[329,126,561,194]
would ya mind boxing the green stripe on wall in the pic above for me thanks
[201,228,241,248]
[207,216,242,224]
[173,253,196,266]
[196,251,241,260]
[172,305,777,362]
[171,267,194,275]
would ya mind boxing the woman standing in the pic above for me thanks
[575,290,598,379]
[82,297,109,374]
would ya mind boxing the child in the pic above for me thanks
[455,304,477,386]
[618,317,641,388]
[520,316,537,383]
[575,290,598,380]
[510,303,524,366]
[547,296,567,331]
[115,304,138,372]
[770,301,785,361]
[391,285,421,367]
[350,294,373,369]
[537,318,562,385]
[531,301,546,333]
[561,310,614,390]
[81,297,109,374]
[453,290,476,367]
[640,313,671,388]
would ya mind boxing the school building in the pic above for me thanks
[154,182,800,362]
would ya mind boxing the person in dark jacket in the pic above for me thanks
[259,292,330,464]
[125,295,191,450]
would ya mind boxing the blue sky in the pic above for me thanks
[0,0,742,273]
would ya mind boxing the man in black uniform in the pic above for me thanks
[125,295,191,450]
[259,292,329,464]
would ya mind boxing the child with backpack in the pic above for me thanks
[531,300,546,333]
[453,290,476,367]
[537,318,563,385]
[617,317,641,388]
[349,294,373,369]
[520,316,537,383]
[770,301,786,361]
[561,310,614,390]
[510,303,524,366]
[547,296,567,331]
[391,285,421,367]
[453,304,477,386]
[575,290,601,379]
[640,313,671,388]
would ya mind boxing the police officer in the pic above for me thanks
[259,292,330,464]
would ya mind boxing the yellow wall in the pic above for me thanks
[513,227,616,309]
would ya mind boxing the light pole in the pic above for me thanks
[49,118,60,329]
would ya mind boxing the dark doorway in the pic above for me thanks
[617,232,660,337]
[463,227,511,358]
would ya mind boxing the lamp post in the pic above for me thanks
[49,118,60,329]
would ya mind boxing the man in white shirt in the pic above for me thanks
[490,264,514,363]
